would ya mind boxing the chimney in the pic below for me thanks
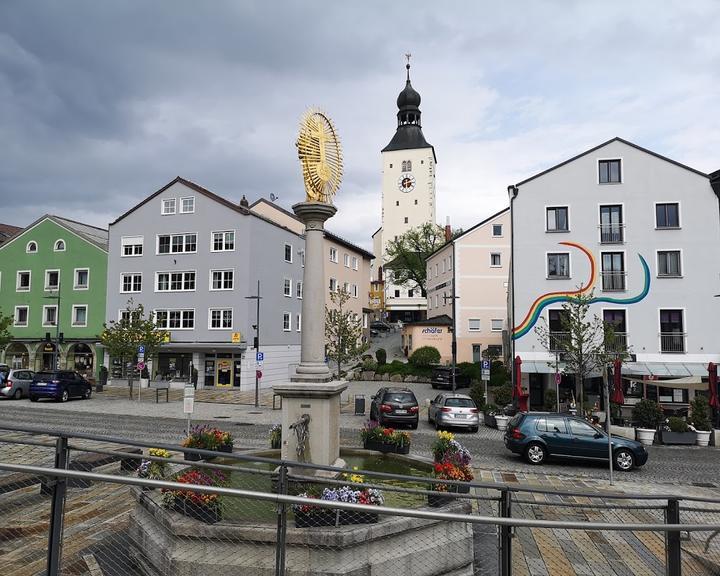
[239,195,249,208]
[444,216,452,242]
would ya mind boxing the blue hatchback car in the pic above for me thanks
[29,370,93,403]
[504,412,648,471]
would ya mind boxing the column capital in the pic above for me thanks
[292,202,337,229]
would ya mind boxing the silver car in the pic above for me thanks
[0,369,35,399]
[428,393,480,432]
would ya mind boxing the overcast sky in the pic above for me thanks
[1,1,719,249]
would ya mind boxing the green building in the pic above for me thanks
[0,215,108,379]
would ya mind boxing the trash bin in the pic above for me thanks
[354,394,365,415]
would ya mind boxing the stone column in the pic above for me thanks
[292,201,336,381]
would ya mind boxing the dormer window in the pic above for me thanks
[26,241,38,253]
[54,239,66,252]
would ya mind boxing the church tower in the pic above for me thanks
[373,58,436,322]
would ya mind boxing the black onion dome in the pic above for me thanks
[397,79,421,109]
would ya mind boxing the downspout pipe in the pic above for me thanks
[508,185,519,395]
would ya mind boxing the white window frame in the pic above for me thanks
[120,273,143,294]
[44,269,60,291]
[155,270,196,292]
[468,318,481,332]
[441,259,446,274]
[491,319,504,332]
[283,277,292,297]
[209,269,234,291]
[156,233,198,255]
[42,305,58,327]
[71,304,88,327]
[329,277,337,292]
[490,253,502,268]
[26,241,38,253]
[14,305,29,327]
[656,249,683,278]
[211,230,235,252]
[16,270,31,292]
[654,201,682,230]
[546,251,571,279]
[492,224,503,237]
[352,256,358,270]
[296,281,303,299]
[74,268,89,290]
[161,198,177,215]
[283,312,291,332]
[344,253,350,267]
[300,250,305,267]
[352,284,358,298]
[179,196,195,214]
[121,236,143,257]
[330,247,338,263]
[597,157,623,185]
[208,308,233,330]
[343,281,349,294]
[449,255,453,271]
[296,313,302,332]
[54,239,66,252]
[284,243,293,263]
[545,205,570,232]
[155,308,195,330]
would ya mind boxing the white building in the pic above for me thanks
[509,138,720,413]
[373,62,437,322]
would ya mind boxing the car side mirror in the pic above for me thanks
[594,432,603,439]
[371,395,376,400]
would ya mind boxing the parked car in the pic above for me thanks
[369,387,419,429]
[503,412,648,471]
[29,371,93,402]
[370,321,393,332]
[431,366,471,389]
[428,393,479,432]
[0,369,35,399]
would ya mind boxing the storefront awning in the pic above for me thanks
[159,342,247,351]
[624,362,710,378]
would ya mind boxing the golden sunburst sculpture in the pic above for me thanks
[296,108,343,204]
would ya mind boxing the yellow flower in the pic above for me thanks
[149,448,171,458]
[437,430,455,441]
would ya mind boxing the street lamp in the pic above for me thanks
[44,280,62,370]
[442,282,459,392]
[245,280,262,408]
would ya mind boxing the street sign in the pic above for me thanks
[481,360,491,371]
[555,372,562,385]
[231,332,242,344]
[481,370,490,381]
[256,351,264,366]
[136,361,146,372]
[138,345,145,354]
[256,370,263,379]
[183,398,194,414]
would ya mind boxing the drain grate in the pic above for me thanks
[247,411,263,415]
[214,416,230,419]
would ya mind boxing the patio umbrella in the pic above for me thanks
[513,356,523,400]
[708,362,719,409]
[611,358,624,404]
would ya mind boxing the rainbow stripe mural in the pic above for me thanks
[512,241,651,340]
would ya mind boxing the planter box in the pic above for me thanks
[484,413,497,428]
[495,416,510,432]
[362,439,410,454]
[294,509,339,528]
[340,510,380,524]
[696,430,712,447]
[427,483,471,507]
[173,499,221,524]
[183,452,202,462]
[635,428,656,446]
[660,431,696,445]
[218,444,233,453]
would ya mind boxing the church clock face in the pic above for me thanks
[397,172,416,193]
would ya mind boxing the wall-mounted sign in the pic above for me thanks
[421,327,443,335]
[231,332,242,344]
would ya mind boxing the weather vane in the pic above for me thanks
[296,109,343,204]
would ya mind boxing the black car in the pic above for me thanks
[369,387,419,429]
[29,371,93,402]
[431,366,471,389]
[370,321,392,332]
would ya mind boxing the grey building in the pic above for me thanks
[105,177,304,390]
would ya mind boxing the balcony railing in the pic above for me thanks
[606,332,628,353]
[599,224,625,244]
[549,332,570,352]
[660,332,686,353]
[601,271,626,291]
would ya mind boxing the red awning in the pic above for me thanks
[611,358,624,404]
[708,362,719,409]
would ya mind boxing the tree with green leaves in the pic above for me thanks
[534,289,629,414]
[384,222,458,294]
[100,299,167,382]
[0,308,13,352]
[325,289,368,378]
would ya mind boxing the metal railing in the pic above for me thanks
[602,270,627,290]
[661,332,687,353]
[549,331,570,352]
[1,424,720,576]
[599,223,625,244]
[606,331,629,353]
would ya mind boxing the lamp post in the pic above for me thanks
[443,285,459,392]
[245,280,262,408]
[44,280,62,370]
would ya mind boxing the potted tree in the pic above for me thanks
[631,399,664,446]
[660,417,695,445]
[690,395,712,447]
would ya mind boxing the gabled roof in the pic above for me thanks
[0,223,22,243]
[425,207,510,262]
[0,215,108,253]
[514,137,709,188]
[249,198,375,259]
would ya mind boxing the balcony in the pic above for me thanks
[660,332,686,353]
[606,332,628,353]
[599,224,625,244]
[549,332,570,353]
[601,271,626,291]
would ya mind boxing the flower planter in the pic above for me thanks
[635,428,656,446]
[484,413,497,428]
[184,452,202,462]
[218,444,233,453]
[362,439,410,454]
[393,444,410,455]
[173,499,221,524]
[696,430,712,447]
[495,415,509,432]
[659,431,696,445]
[294,509,339,528]
[340,510,380,524]
[427,483,471,507]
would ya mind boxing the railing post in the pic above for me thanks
[499,489,513,576]
[46,436,69,576]
[275,463,288,576]
[666,498,682,576]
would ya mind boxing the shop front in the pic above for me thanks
[203,352,243,388]
[4,342,30,369]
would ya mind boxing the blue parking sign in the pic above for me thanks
[138,345,145,354]
[481,359,491,370]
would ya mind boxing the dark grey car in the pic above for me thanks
[0,369,35,399]
[369,387,419,429]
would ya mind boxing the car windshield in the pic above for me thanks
[445,398,475,408]
[384,392,415,404]
[35,372,58,378]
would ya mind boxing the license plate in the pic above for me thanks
[454,414,467,419]
[395,409,407,415]
[36,383,47,387]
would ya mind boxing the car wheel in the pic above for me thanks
[431,383,437,389]
[525,442,547,465]
[435,420,442,431]
[83,387,92,400]
[30,396,38,402]
[60,389,69,403]
[470,426,479,433]
[614,448,634,471]
[13,389,22,400]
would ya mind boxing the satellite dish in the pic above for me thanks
[270,193,278,202]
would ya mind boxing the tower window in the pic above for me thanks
[396,201,399,206]
[414,199,418,205]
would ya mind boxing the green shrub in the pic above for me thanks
[690,395,711,431]
[492,384,513,407]
[375,348,387,365]
[469,382,486,410]
[484,403,498,415]
[489,361,510,388]
[543,388,557,411]
[667,416,689,433]
[458,362,481,381]
[409,346,440,368]
[361,359,378,371]
[631,399,664,429]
